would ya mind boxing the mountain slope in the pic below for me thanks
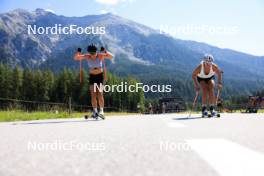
[0,8,264,82]
[176,39,264,76]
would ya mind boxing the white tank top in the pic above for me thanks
[197,61,215,78]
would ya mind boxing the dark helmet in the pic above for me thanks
[87,44,97,54]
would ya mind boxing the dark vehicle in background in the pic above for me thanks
[152,97,186,114]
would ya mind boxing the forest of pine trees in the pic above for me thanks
[1,63,263,112]
[0,64,145,112]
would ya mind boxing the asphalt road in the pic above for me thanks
[0,113,264,176]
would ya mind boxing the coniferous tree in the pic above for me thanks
[0,64,13,98]
[10,65,22,99]
[21,69,35,100]
[43,70,55,101]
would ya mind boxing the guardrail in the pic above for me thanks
[0,97,119,113]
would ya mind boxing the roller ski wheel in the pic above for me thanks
[202,111,208,118]
[84,115,89,119]
[209,111,220,118]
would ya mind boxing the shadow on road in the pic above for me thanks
[12,119,101,125]
[172,117,203,121]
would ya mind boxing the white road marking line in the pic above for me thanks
[167,122,186,128]
[187,139,264,176]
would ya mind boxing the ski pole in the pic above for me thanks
[216,88,221,104]
[216,71,223,105]
[77,48,83,84]
[101,47,107,84]
[79,59,83,84]
[189,90,199,118]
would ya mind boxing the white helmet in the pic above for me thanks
[203,54,214,62]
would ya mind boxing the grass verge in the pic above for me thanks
[0,110,137,122]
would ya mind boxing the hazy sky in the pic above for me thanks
[1,0,263,56]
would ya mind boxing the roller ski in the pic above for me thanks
[98,108,105,120]
[98,113,105,120]
[201,110,220,118]
[202,110,209,118]
[208,106,220,118]
[84,108,105,120]
[208,111,220,118]
[202,106,209,118]
[84,112,99,120]
[201,106,209,118]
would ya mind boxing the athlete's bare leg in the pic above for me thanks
[90,85,97,109]
[97,91,104,109]
[200,81,208,106]
[208,80,215,105]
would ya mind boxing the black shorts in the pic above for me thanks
[89,72,103,85]
[197,75,215,83]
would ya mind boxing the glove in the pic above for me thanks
[100,47,106,53]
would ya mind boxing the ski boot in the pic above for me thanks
[202,111,208,118]
[202,106,208,118]
[209,106,220,118]
[91,112,99,120]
